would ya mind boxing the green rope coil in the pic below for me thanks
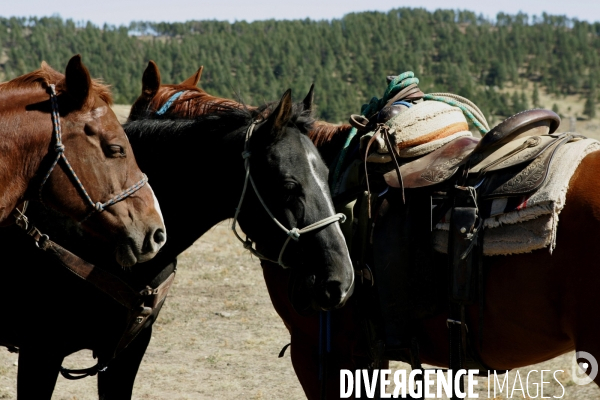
[360,71,419,119]
[423,94,489,134]
[331,71,491,194]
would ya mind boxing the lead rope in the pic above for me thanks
[39,84,149,220]
[231,121,346,268]
[423,93,490,134]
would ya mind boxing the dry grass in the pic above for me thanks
[0,222,305,399]
[494,83,600,140]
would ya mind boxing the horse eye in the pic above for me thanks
[283,181,298,191]
[108,144,125,157]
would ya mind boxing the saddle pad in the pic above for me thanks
[432,136,600,256]
[364,100,473,161]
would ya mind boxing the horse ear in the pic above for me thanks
[303,83,314,111]
[142,60,161,98]
[180,66,203,87]
[64,54,92,108]
[263,89,293,136]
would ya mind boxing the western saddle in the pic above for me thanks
[345,96,580,398]
[384,108,564,200]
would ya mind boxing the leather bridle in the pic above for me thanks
[231,121,346,268]
[39,84,148,221]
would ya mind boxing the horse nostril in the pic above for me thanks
[153,229,166,245]
[324,281,343,301]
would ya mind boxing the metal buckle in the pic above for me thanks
[35,234,49,249]
[446,318,468,332]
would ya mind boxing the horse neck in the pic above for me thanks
[0,89,53,221]
[309,123,353,167]
[130,123,250,262]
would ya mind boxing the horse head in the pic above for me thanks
[128,60,238,121]
[126,62,354,309]
[1,55,167,266]
[236,90,354,310]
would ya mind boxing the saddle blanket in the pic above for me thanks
[432,136,600,256]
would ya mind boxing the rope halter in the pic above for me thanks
[231,121,347,268]
[39,84,148,221]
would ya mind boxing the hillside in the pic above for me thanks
[1,9,599,124]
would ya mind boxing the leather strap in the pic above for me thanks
[114,270,176,357]
[381,125,405,203]
[11,209,177,378]
[44,240,142,309]
[383,83,424,109]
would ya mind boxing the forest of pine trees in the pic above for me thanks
[1,9,599,122]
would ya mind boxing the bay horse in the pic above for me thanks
[0,55,166,266]
[0,86,353,398]
[132,62,600,398]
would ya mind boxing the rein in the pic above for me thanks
[231,121,347,268]
[40,84,148,221]
[10,205,176,380]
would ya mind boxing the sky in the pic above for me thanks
[1,0,599,26]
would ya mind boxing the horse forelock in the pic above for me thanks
[0,62,113,105]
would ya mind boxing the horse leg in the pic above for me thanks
[290,328,381,400]
[16,345,64,399]
[97,326,152,400]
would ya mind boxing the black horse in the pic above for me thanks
[0,89,353,398]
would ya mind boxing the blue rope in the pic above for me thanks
[156,91,184,115]
[391,100,413,107]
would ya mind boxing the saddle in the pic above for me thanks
[368,108,575,379]
[384,109,563,200]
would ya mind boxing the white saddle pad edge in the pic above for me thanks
[433,137,600,256]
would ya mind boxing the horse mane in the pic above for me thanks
[149,85,244,117]
[125,100,316,149]
[0,62,113,105]
[148,84,339,144]
[308,122,353,147]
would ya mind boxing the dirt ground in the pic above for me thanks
[1,104,600,399]
[1,221,600,399]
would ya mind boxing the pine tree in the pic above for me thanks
[2,11,600,122]
[520,91,529,110]
[584,95,596,119]
[532,84,540,108]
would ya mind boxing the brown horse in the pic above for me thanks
[0,55,167,266]
[128,61,243,121]
[274,128,600,399]
[135,62,600,398]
